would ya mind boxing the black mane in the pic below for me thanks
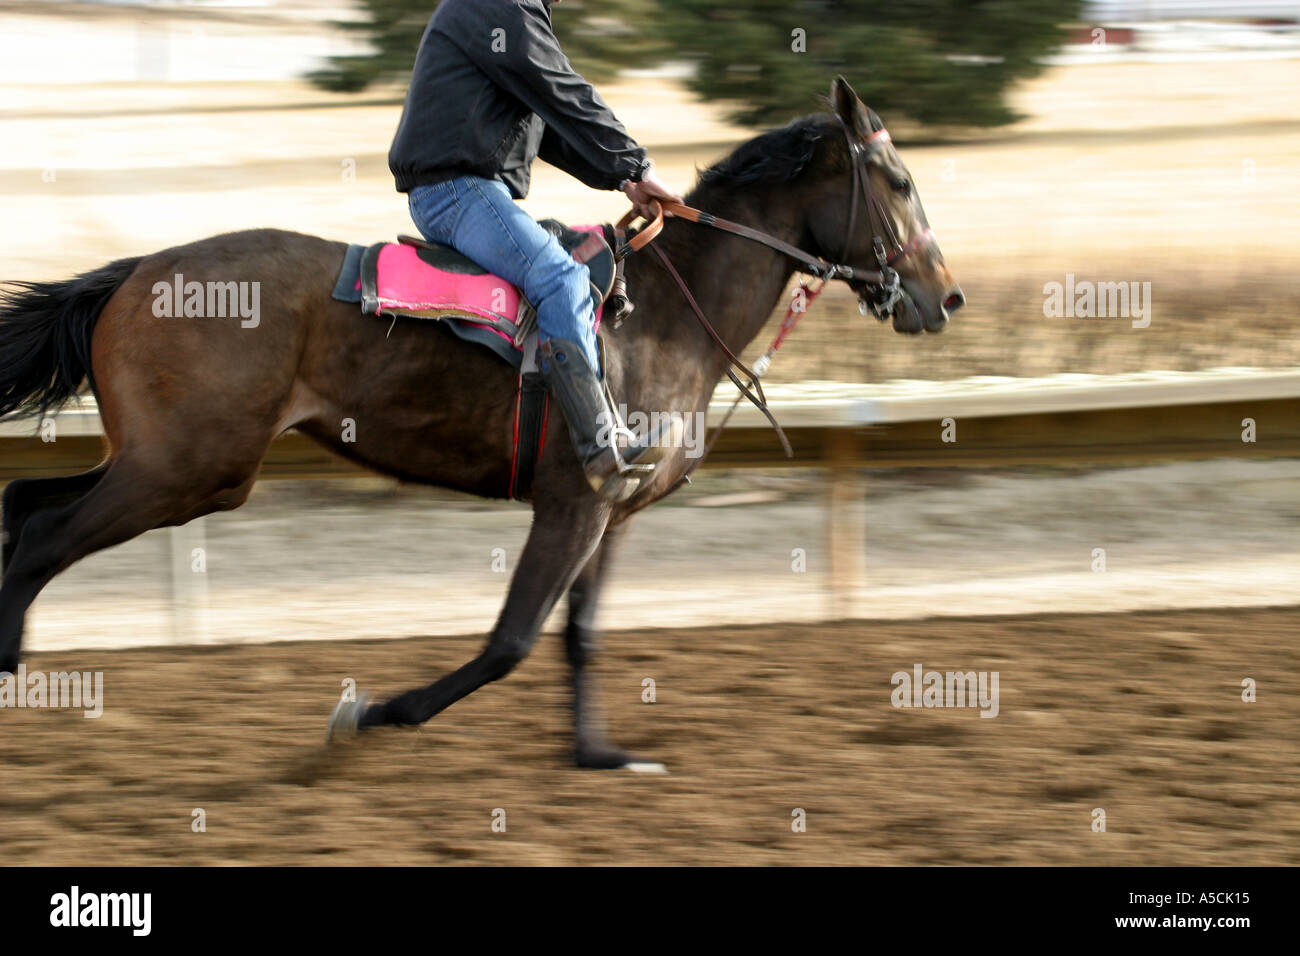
[696,106,883,191]
[697,116,830,189]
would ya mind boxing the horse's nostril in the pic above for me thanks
[943,289,965,313]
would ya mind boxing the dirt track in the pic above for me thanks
[3,606,1296,865]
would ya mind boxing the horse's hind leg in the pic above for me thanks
[0,456,254,672]
[564,520,654,769]
[1,463,109,574]
[355,496,610,735]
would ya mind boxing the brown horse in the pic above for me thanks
[0,78,960,767]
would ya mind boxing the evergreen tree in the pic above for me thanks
[652,0,1084,127]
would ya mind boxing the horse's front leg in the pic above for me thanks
[564,519,662,771]
[345,494,610,736]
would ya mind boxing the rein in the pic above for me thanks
[614,117,931,484]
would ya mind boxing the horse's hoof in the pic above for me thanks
[576,741,667,773]
[623,761,669,774]
[326,692,370,743]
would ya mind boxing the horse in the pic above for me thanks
[0,77,961,768]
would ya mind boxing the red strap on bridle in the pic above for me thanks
[769,278,826,356]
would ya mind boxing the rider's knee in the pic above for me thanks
[523,247,589,306]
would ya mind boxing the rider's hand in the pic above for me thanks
[622,165,682,220]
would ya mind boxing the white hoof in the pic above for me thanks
[623,761,669,774]
[327,692,370,743]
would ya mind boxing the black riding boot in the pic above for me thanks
[539,338,675,501]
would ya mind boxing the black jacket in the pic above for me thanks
[388,0,650,198]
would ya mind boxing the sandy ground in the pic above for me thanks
[2,606,1296,865]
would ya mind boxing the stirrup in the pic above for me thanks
[602,410,683,477]
[597,355,680,477]
[586,416,683,501]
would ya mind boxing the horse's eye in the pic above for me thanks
[891,179,911,195]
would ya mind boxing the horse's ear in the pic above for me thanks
[830,75,870,137]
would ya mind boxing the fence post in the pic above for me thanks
[825,428,867,619]
[169,518,209,642]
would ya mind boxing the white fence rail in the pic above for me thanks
[1084,1,1300,19]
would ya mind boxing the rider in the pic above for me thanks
[389,0,683,500]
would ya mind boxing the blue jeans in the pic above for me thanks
[408,176,598,370]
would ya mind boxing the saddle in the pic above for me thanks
[332,220,625,368]
[330,218,631,502]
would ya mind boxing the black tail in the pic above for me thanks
[0,256,142,420]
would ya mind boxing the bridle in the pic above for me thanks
[841,124,936,321]
[617,116,936,322]
[612,114,936,477]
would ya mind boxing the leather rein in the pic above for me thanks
[612,117,933,476]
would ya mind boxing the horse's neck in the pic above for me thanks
[628,184,805,394]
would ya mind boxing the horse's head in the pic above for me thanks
[813,76,964,334]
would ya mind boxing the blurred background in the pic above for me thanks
[1,1,1297,865]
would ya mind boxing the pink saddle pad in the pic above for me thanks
[367,225,608,341]
[375,243,524,327]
